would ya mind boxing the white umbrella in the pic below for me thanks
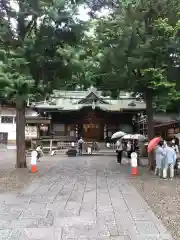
[131,134,146,141]
[122,134,133,140]
[122,134,146,141]
[111,131,126,140]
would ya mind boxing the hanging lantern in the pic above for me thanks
[75,124,78,137]
[104,124,107,139]
[40,124,48,132]
[92,101,96,110]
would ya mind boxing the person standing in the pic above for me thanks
[116,139,123,164]
[172,137,176,145]
[172,141,179,155]
[36,145,44,161]
[172,140,179,170]
[163,142,177,179]
[155,141,166,177]
[164,140,167,148]
[78,137,84,156]
[127,141,132,158]
[134,140,140,166]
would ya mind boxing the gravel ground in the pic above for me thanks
[129,167,180,240]
[0,150,60,193]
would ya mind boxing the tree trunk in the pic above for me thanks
[16,96,27,168]
[145,90,155,170]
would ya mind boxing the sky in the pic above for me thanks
[9,1,110,37]
[77,4,111,21]
[10,1,110,22]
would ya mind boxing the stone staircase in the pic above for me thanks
[26,141,116,156]
[98,142,116,150]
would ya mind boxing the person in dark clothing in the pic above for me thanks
[116,139,123,164]
[127,141,132,159]
[117,150,123,163]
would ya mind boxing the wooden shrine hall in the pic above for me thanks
[32,87,146,142]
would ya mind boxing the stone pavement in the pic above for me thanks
[0,155,173,239]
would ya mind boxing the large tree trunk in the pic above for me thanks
[145,90,155,170]
[16,96,27,168]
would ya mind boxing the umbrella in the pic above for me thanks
[111,131,126,140]
[122,134,133,140]
[147,137,161,153]
[131,134,146,141]
[122,134,146,141]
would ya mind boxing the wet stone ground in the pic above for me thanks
[0,154,173,239]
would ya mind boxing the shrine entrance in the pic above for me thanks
[79,109,104,141]
[82,124,103,141]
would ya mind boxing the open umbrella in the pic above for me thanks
[122,134,146,141]
[147,137,161,153]
[122,134,133,140]
[111,131,126,140]
[131,134,146,141]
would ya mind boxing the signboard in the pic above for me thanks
[175,128,180,133]
[167,128,175,137]
[25,126,37,139]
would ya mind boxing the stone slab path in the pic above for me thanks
[0,155,173,239]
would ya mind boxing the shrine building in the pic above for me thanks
[32,87,146,142]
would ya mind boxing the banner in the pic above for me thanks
[25,126,37,139]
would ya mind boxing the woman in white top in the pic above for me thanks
[36,145,44,159]
[155,141,166,176]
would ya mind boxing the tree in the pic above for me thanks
[93,5,180,169]
[0,0,85,168]
[59,21,104,90]
[0,49,34,167]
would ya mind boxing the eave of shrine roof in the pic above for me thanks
[33,87,145,110]
[78,92,109,104]
[52,87,133,100]
[33,99,146,111]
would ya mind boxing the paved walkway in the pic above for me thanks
[0,155,173,239]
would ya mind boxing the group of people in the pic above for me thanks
[77,137,99,155]
[116,139,140,164]
[155,139,179,179]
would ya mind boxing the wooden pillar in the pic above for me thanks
[37,124,40,138]
[49,139,53,153]
[65,124,68,136]
[31,139,33,149]
[75,124,78,139]
[104,124,107,140]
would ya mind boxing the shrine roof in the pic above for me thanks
[32,87,146,111]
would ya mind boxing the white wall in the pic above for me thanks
[0,123,16,141]
[0,107,38,142]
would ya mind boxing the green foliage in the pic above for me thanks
[0,0,89,166]
[92,3,180,110]
[0,0,86,101]
[0,49,34,102]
